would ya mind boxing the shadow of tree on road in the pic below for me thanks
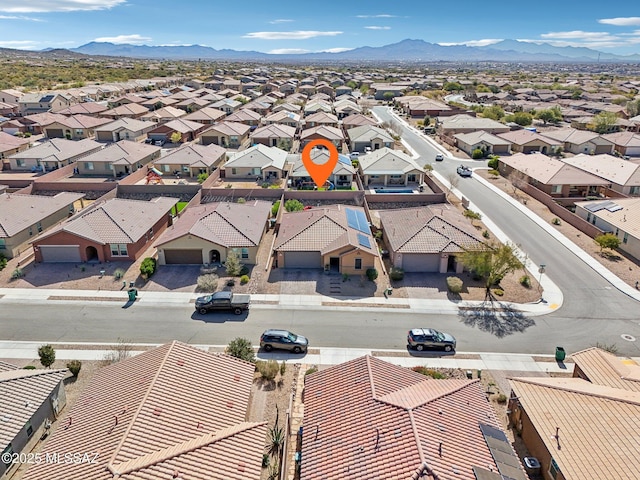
[458,302,535,338]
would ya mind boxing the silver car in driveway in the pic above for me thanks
[407,328,456,352]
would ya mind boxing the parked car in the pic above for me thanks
[349,151,360,159]
[194,291,250,315]
[435,153,444,161]
[154,139,166,146]
[457,165,472,177]
[260,329,308,353]
[407,328,456,352]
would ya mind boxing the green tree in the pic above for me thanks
[535,107,562,125]
[460,241,524,301]
[271,200,280,217]
[594,233,621,254]
[507,111,533,126]
[346,80,358,89]
[382,91,396,102]
[284,199,304,212]
[140,257,157,278]
[590,111,618,134]
[482,105,505,121]
[225,249,243,276]
[170,131,182,143]
[626,99,640,118]
[225,337,255,363]
[443,81,464,92]
[38,344,56,368]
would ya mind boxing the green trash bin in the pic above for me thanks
[555,346,566,362]
[127,288,137,302]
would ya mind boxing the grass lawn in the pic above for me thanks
[176,202,189,213]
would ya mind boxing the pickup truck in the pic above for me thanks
[456,165,473,177]
[195,291,250,315]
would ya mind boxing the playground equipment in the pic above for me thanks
[145,166,164,185]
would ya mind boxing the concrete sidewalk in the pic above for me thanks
[0,340,575,374]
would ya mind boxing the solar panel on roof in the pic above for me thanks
[479,423,528,480]
[584,203,605,212]
[607,203,622,212]
[357,233,371,248]
[345,208,371,234]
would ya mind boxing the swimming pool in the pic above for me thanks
[371,188,416,194]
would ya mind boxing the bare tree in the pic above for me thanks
[446,172,460,201]
[507,170,528,198]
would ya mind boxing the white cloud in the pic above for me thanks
[0,40,40,49]
[320,47,353,53]
[269,19,293,24]
[364,26,390,30]
[541,30,613,40]
[356,14,398,18]
[243,30,342,40]
[0,0,125,13]
[93,34,151,44]
[438,39,502,47]
[268,48,310,54]
[599,17,640,27]
[0,14,43,21]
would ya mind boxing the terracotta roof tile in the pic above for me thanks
[572,347,640,390]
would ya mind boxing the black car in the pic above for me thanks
[260,329,308,353]
[407,328,457,352]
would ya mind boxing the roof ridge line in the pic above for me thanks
[366,355,377,400]
[98,202,135,243]
[280,213,346,249]
[106,341,179,467]
[511,377,640,406]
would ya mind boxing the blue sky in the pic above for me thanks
[1,0,640,56]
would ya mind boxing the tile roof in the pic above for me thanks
[0,131,30,148]
[182,107,227,123]
[204,121,250,137]
[509,376,640,480]
[154,143,225,168]
[155,200,271,248]
[250,124,296,140]
[540,127,606,145]
[289,150,355,177]
[347,125,394,143]
[302,356,511,480]
[300,125,344,141]
[0,365,67,448]
[497,129,561,146]
[101,103,149,117]
[304,111,338,124]
[9,138,103,162]
[562,153,640,185]
[359,147,423,175]
[22,341,266,480]
[54,102,109,115]
[0,192,85,238]
[49,114,112,130]
[154,118,205,133]
[342,113,378,127]
[141,106,186,121]
[274,204,377,255]
[602,131,640,147]
[379,205,483,254]
[94,117,156,133]
[263,110,301,124]
[34,197,177,245]
[439,114,509,131]
[453,130,510,146]
[571,347,640,391]
[225,143,287,170]
[79,140,159,165]
[500,152,610,186]
[225,108,262,123]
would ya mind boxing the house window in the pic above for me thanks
[355,258,362,270]
[16,159,25,167]
[0,239,5,250]
[241,248,249,259]
[84,162,94,170]
[162,165,170,172]
[252,168,261,176]
[630,186,640,195]
[75,129,83,135]
[623,232,628,244]
[586,212,591,222]
[551,185,562,194]
[149,228,154,238]
[549,458,561,479]
[110,244,128,256]
[26,420,33,437]
[390,175,402,179]
[231,168,237,175]
[615,228,619,236]
[29,226,33,236]
[37,222,42,233]
[230,135,238,144]
[408,174,416,182]
[182,166,189,173]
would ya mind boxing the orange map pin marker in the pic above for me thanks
[301,139,339,188]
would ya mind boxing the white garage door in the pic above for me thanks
[39,245,81,263]
[402,253,440,273]
[283,252,321,269]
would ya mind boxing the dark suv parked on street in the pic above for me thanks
[407,328,456,352]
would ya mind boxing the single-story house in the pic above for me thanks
[200,121,251,148]
[139,97,180,111]
[333,99,362,119]
[346,125,394,153]
[225,108,262,127]
[155,200,271,265]
[562,153,640,196]
[99,103,149,120]
[8,138,103,172]
[140,105,186,124]
[574,197,640,260]
[6,112,67,135]
[289,151,355,189]
[153,143,226,177]
[0,362,68,479]
[341,113,378,130]
[182,106,227,125]
[0,131,30,161]
[304,111,339,128]
[454,130,511,156]
[508,348,640,480]
[107,94,145,108]
[210,98,242,114]
[358,147,424,187]
[53,102,109,116]
[379,205,483,273]
[302,355,526,480]
[0,192,84,259]
[76,140,161,177]
[32,197,177,263]
[262,110,301,128]
[303,101,333,115]
[274,204,377,274]
[602,131,640,157]
[18,93,72,115]
[223,144,288,181]
[496,129,561,155]
[437,114,511,136]
[147,118,207,144]
[272,102,302,114]
[398,96,453,117]
[499,152,610,198]
[94,118,157,143]
[22,342,267,480]
[540,127,614,155]
[42,114,111,140]
[299,125,344,148]
[250,124,296,149]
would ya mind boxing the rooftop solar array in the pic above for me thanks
[345,208,370,234]
[357,233,371,248]
[584,200,623,213]
[478,423,527,480]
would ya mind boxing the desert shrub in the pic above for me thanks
[226,279,235,287]
[284,199,304,212]
[446,276,463,293]
[139,257,157,278]
[225,183,232,189]
[225,337,255,363]
[472,148,484,159]
[23,365,36,370]
[240,274,249,285]
[271,200,280,217]
[0,253,7,271]
[256,359,279,381]
[389,268,404,281]
[519,275,531,288]
[240,265,250,276]
[197,172,209,184]
[551,217,561,225]
[488,169,500,176]
[305,366,318,376]
[412,366,446,379]
[279,361,286,376]
[366,268,378,281]
[482,229,490,238]
[261,183,269,188]
[342,273,349,282]
[225,250,243,276]
[24,132,32,138]
[113,268,125,280]
[197,273,218,292]
[463,209,482,220]
[66,360,82,377]
[262,454,270,468]
[102,338,133,365]
[487,157,499,169]
[594,342,618,354]
[493,288,504,296]
[38,344,56,368]
[11,268,24,280]
[237,197,246,204]
[496,393,508,404]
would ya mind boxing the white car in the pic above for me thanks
[435,154,444,161]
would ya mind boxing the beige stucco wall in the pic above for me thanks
[156,235,258,265]
[3,205,74,258]
[326,247,375,275]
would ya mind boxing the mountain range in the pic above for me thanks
[69,38,640,63]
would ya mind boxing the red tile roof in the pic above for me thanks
[23,341,266,480]
[301,356,507,480]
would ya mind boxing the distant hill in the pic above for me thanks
[56,38,640,63]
